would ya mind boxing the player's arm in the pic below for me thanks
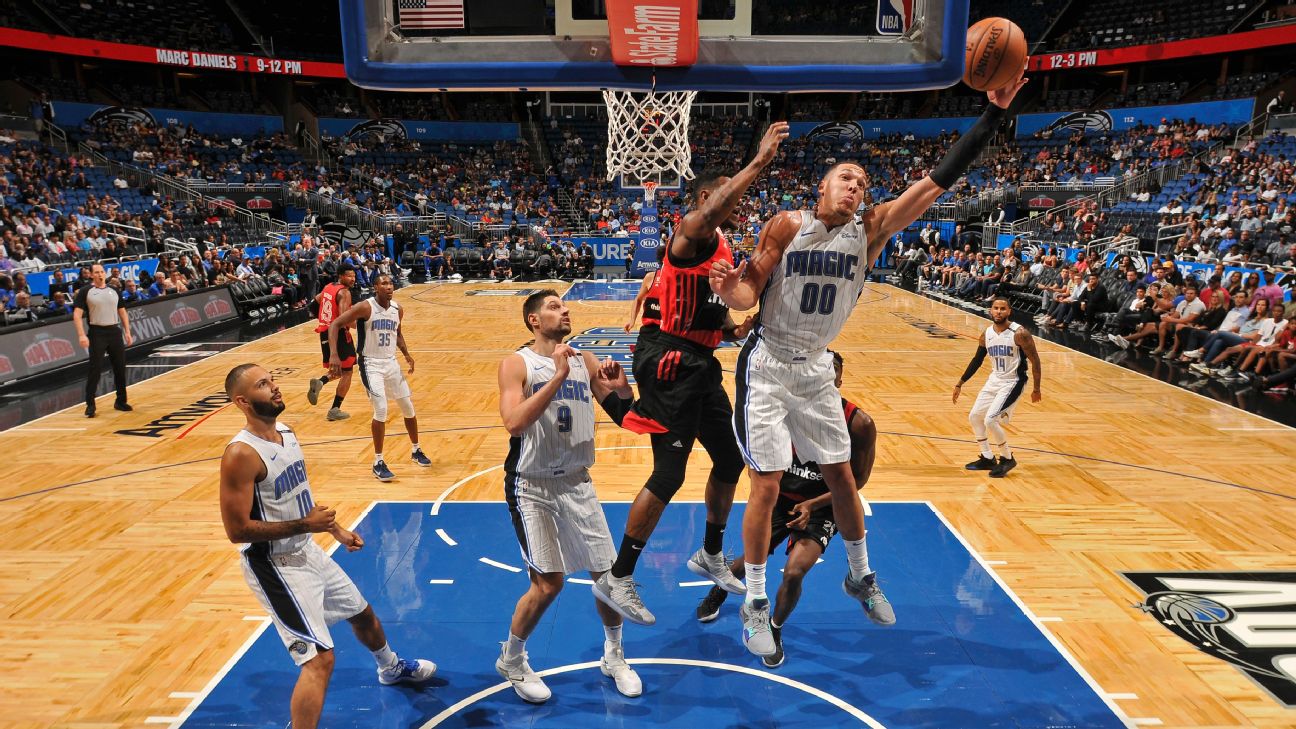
[863,72,1027,249]
[675,121,789,259]
[1015,327,1044,402]
[709,210,799,311]
[722,312,755,341]
[219,442,335,544]
[624,272,653,332]
[498,346,574,436]
[328,299,371,365]
[335,287,353,328]
[395,306,413,372]
[953,330,988,403]
[583,350,635,426]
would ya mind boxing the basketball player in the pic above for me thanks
[593,122,790,627]
[623,245,666,335]
[327,274,431,481]
[307,264,356,421]
[218,363,435,729]
[495,290,642,703]
[696,351,876,668]
[953,296,1043,477]
[709,70,1028,656]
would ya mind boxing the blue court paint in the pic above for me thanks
[563,281,641,301]
[179,503,1125,728]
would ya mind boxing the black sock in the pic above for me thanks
[318,374,330,385]
[332,394,344,409]
[610,535,646,578]
[703,520,725,555]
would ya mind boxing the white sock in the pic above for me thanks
[845,534,871,581]
[744,562,767,602]
[977,438,993,459]
[374,453,384,464]
[411,444,422,454]
[504,632,525,660]
[372,642,398,669]
[603,623,622,645]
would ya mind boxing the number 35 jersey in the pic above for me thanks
[507,346,595,479]
[754,210,870,354]
[358,297,400,359]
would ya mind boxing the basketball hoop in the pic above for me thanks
[642,181,658,203]
[603,88,697,183]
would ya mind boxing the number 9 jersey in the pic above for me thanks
[507,347,595,480]
[752,210,869,355]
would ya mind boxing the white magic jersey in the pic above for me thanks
[358,297,400,359]
[230,423,313,556]
[985,322,1025,382]
[507,347,595,479]
[755,210,870,353]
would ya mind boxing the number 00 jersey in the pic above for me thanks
[505,347,595,479]
[357,296,400,359]
[755,210,869,354]
[229,423,314,557]
[984,322,1025,383]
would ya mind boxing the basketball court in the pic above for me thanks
[2,281,1293,728]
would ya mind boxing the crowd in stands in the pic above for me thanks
[1049,0,1255,51]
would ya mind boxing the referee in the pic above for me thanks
[73,263,134,417]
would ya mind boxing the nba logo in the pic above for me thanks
[876,0,914,35]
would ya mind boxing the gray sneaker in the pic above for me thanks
[740,598,777,657]
[686,548,746,595]
[592,572,656,626]
[843,571,897,626]
[307,377,324,406]
[326,407,350,421]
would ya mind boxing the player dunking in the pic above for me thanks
[953,297,1043,477]
[710,71,1027,656]
[695,351,877,668]
[219,363,435,729]
[327,274,432,481]
[593,123,789,626]
[307,264,356,421]
[495,290,642,703]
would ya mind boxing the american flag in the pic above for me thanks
[397,0,465,29]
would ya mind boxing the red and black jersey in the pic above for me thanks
[641,271,663,329]
[779,399,859,501]
[314,282,348,333]
[658,230,732,350]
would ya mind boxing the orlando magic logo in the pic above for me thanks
[1044,110,1114,135]
[85,106,156,129]
[347,118,408,142]
[876,0,914,35]
[806,121,865,144]
[1125,571,1296,706]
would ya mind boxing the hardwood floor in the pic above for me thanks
[1,281,1292,728]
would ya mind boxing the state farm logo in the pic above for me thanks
[24,335,76,366]
[170,305,201,327]
[246,196,274,210]
[1028,195,1057,209]
[204,296,233,318]
[0,354,12,376]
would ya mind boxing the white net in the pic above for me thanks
[603,89,697,183]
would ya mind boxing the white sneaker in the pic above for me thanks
[495,650,551,703]
[600,645,642,697]
[377,657,436,685]
[686,548,746,595]
[1182,349,1203,360]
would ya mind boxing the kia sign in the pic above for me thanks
[0,286,240,384]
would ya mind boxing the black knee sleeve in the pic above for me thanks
[707,440,746,485]
[644,435,691,503]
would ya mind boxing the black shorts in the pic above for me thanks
[768,494,837,555]
[623,332,732,443]
[320,330,356,369]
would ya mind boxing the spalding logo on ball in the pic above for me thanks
[964,17,1027,92]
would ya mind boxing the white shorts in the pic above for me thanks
[970,376,1027,424]
[505,471,616,575]
[733,337,850,473]
[359,356,411,404]
[241,541,368,666]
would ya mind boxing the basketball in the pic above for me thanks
[964,17,1027,92]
